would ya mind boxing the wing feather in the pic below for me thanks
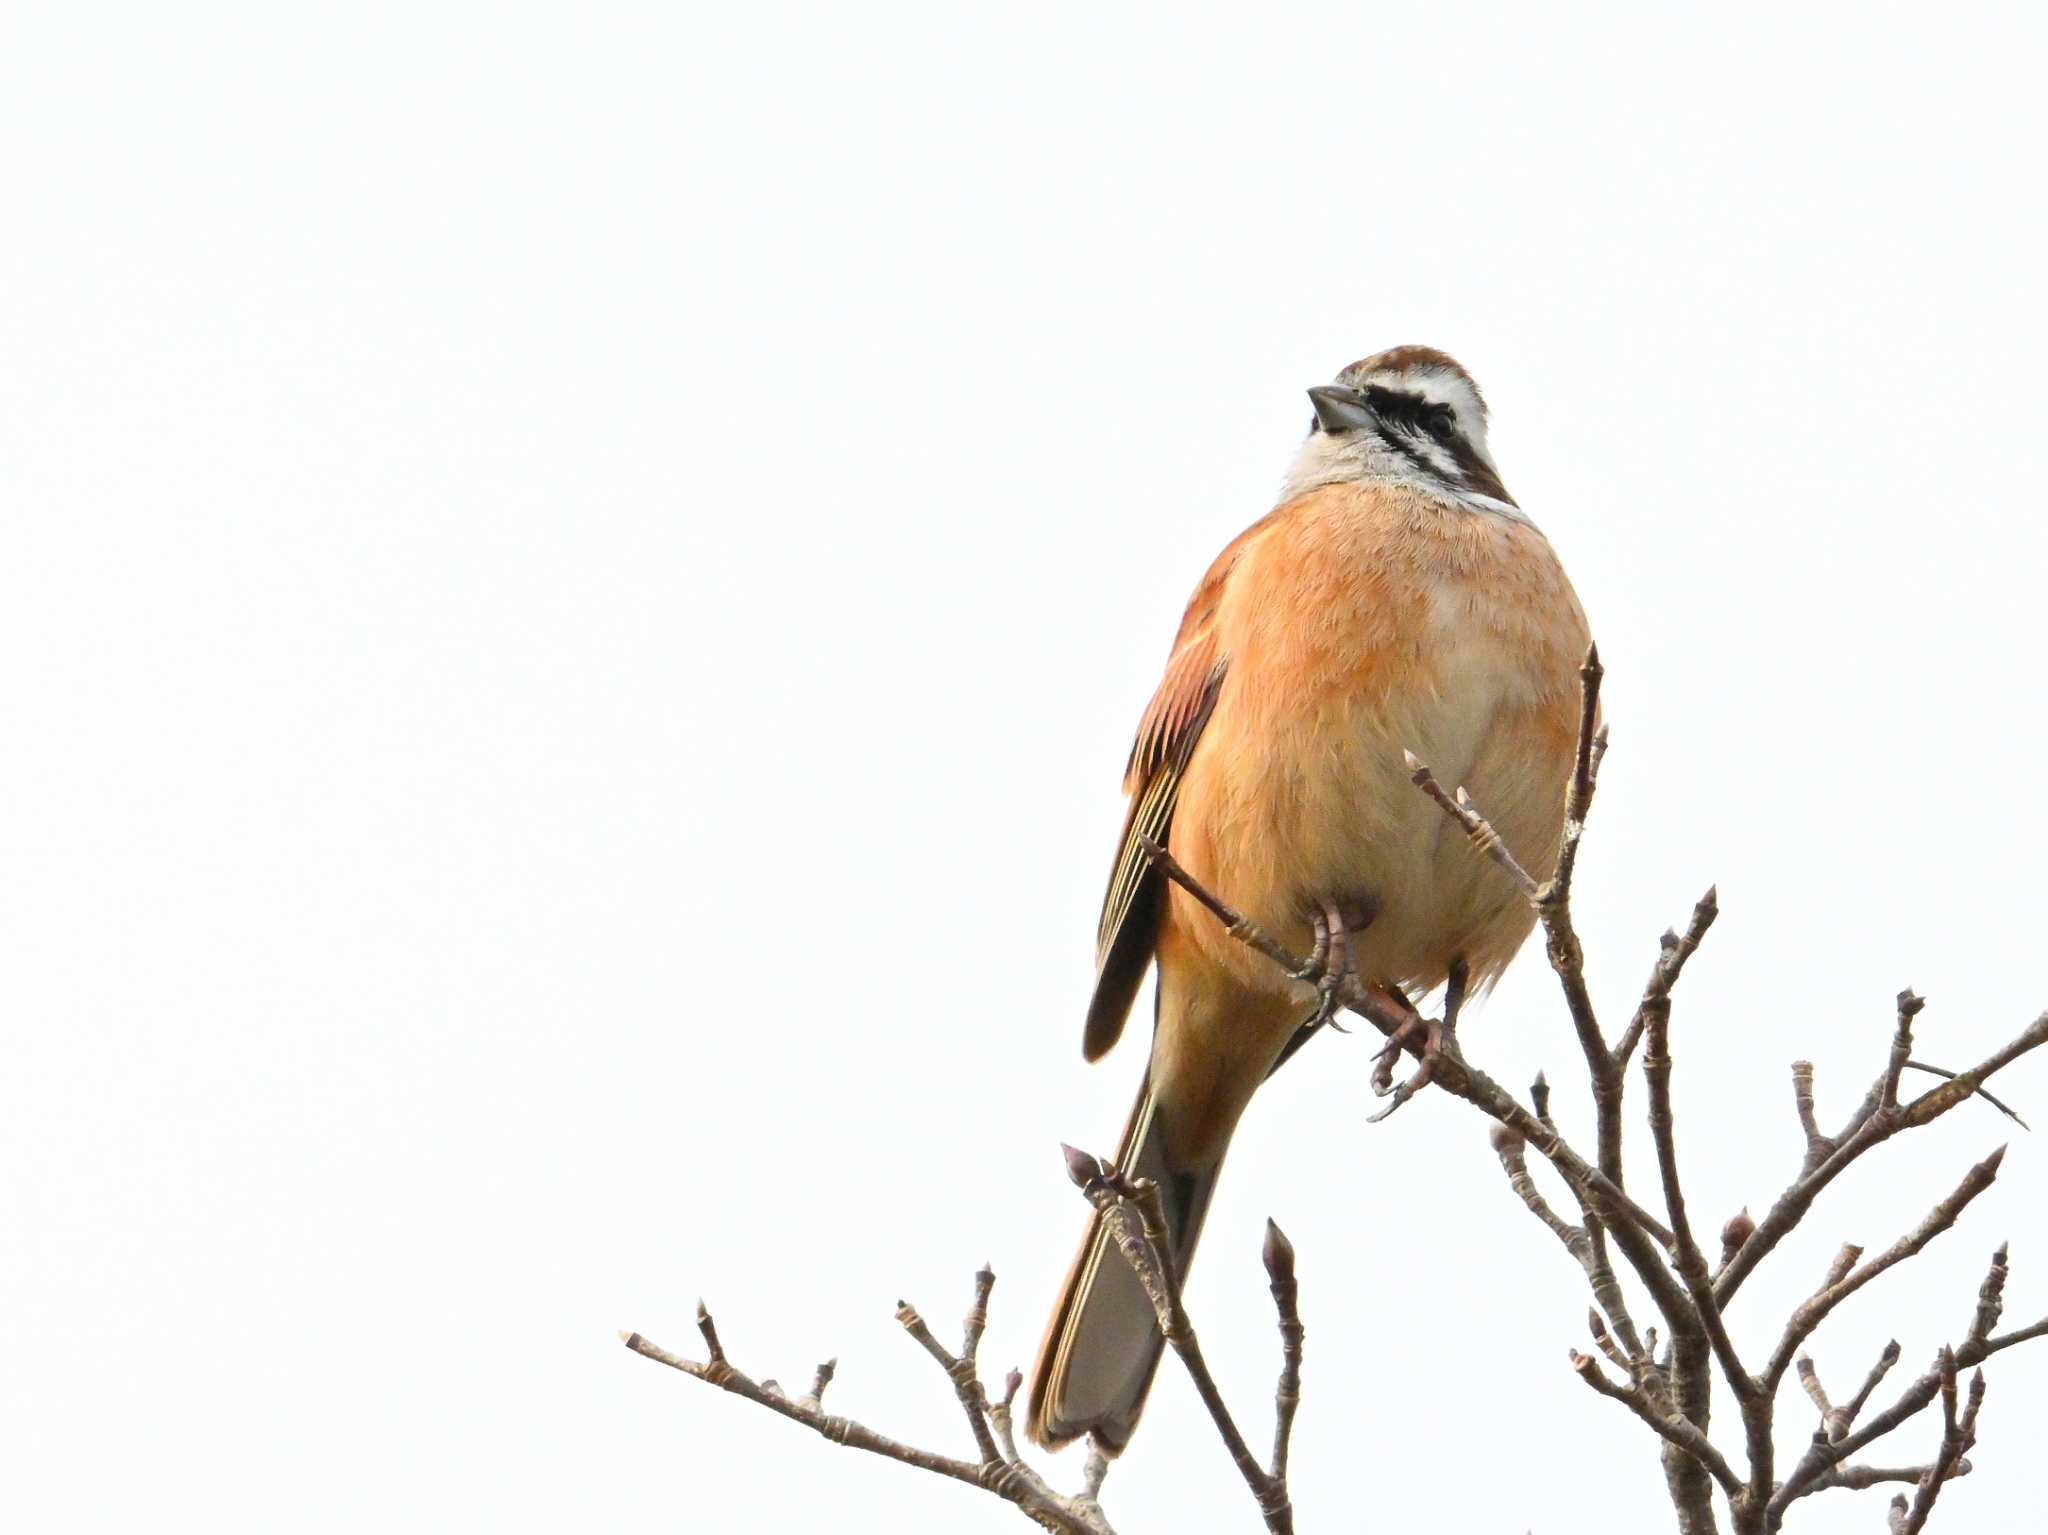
[1080,511,1280,1060]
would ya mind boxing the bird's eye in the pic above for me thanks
[1424,405,1457,442]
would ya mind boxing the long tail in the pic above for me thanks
[1025,1076,1222,1454]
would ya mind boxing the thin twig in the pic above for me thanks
[1762,1148,2006,1393]
[1492,1125,1647,1364]
[898,1277,1003,1466]
[1769,1247,2047,1521]
[1718,1011,2048,1306]
[990,1368,1025,1464]
[1559,644,1604,882]
[1881,991,1926,1111]
[1791,1061,1832,1175]
[1800,1458,1971,1494]
[1900,1061,2030,1129]
[1836,1340,1904,1442]
[1895,1351,1977,1534]
[1533,650,1625,1189]
[1569,1349,1741,1496]
[621,1307,1111,1535]
[1263,1219,1305,1486]
[1401,752,1540,899]
[1615,888,1718,1072]
[1638,902,1748,1406]
[1066,1154,1295,1534]
[1796,1355,1836,1436]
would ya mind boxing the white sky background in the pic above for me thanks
[6,5,2048,1531]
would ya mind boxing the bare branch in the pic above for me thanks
[1801,1458,1971,1494]
[621,1305,1113,1535]
[1795,1355,1835,1434]
[1569,1348,1741,1496]
[1717,1009,2048,1307]
[1791,1062,1832,1175]
[1491,1122,1580,1246]
[1068,1156,1296,1533]
[1763,1146,2006,1393]
[1637,905,1750,1408]
[1492,1125,1648,1363]
[1615,888,1718,1071]
[1881,991,1927,1111]
[1969,1244,2009,1347]
[1900,1061,2030,1129]
[1588,1306,1629,1370]
[1793,1336,1903,1462]
[1263,1219,1305,1485]
[1894,1350,1977,1535]
[1077,1447,1110,1524]
[1401,751,1540,899]
[898,1279,1003,1466]
[696,1297,726,1365]
[1770,1242,2048,1519]
[990,1368,1025,1465]
[1554,642,1605,898]
[1535,652,1626,1188]
[1837,1340,1904,1442]
[1900,1012,2048,1129]
[1984,1314,2048,1351]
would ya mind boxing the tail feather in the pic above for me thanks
[1026,1079,1220,1454]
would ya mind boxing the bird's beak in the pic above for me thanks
[1307,384,1375,434]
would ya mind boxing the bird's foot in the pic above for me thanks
[1367,958,1469,1123]
[1288,902,1355,1037]
[1287,910,1332,983]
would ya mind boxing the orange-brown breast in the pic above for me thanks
[1145,480,1589,1161]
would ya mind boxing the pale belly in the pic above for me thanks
[1166,589,1577,1003]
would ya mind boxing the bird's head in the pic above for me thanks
[1280,346,1516,512]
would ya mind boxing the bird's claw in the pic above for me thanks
[1310,982,1351,1035]
[1367,960,1469,1124]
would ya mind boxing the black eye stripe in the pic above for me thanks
[1363,386,1457,440]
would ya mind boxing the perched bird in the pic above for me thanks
[1027,346,1593,1454]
